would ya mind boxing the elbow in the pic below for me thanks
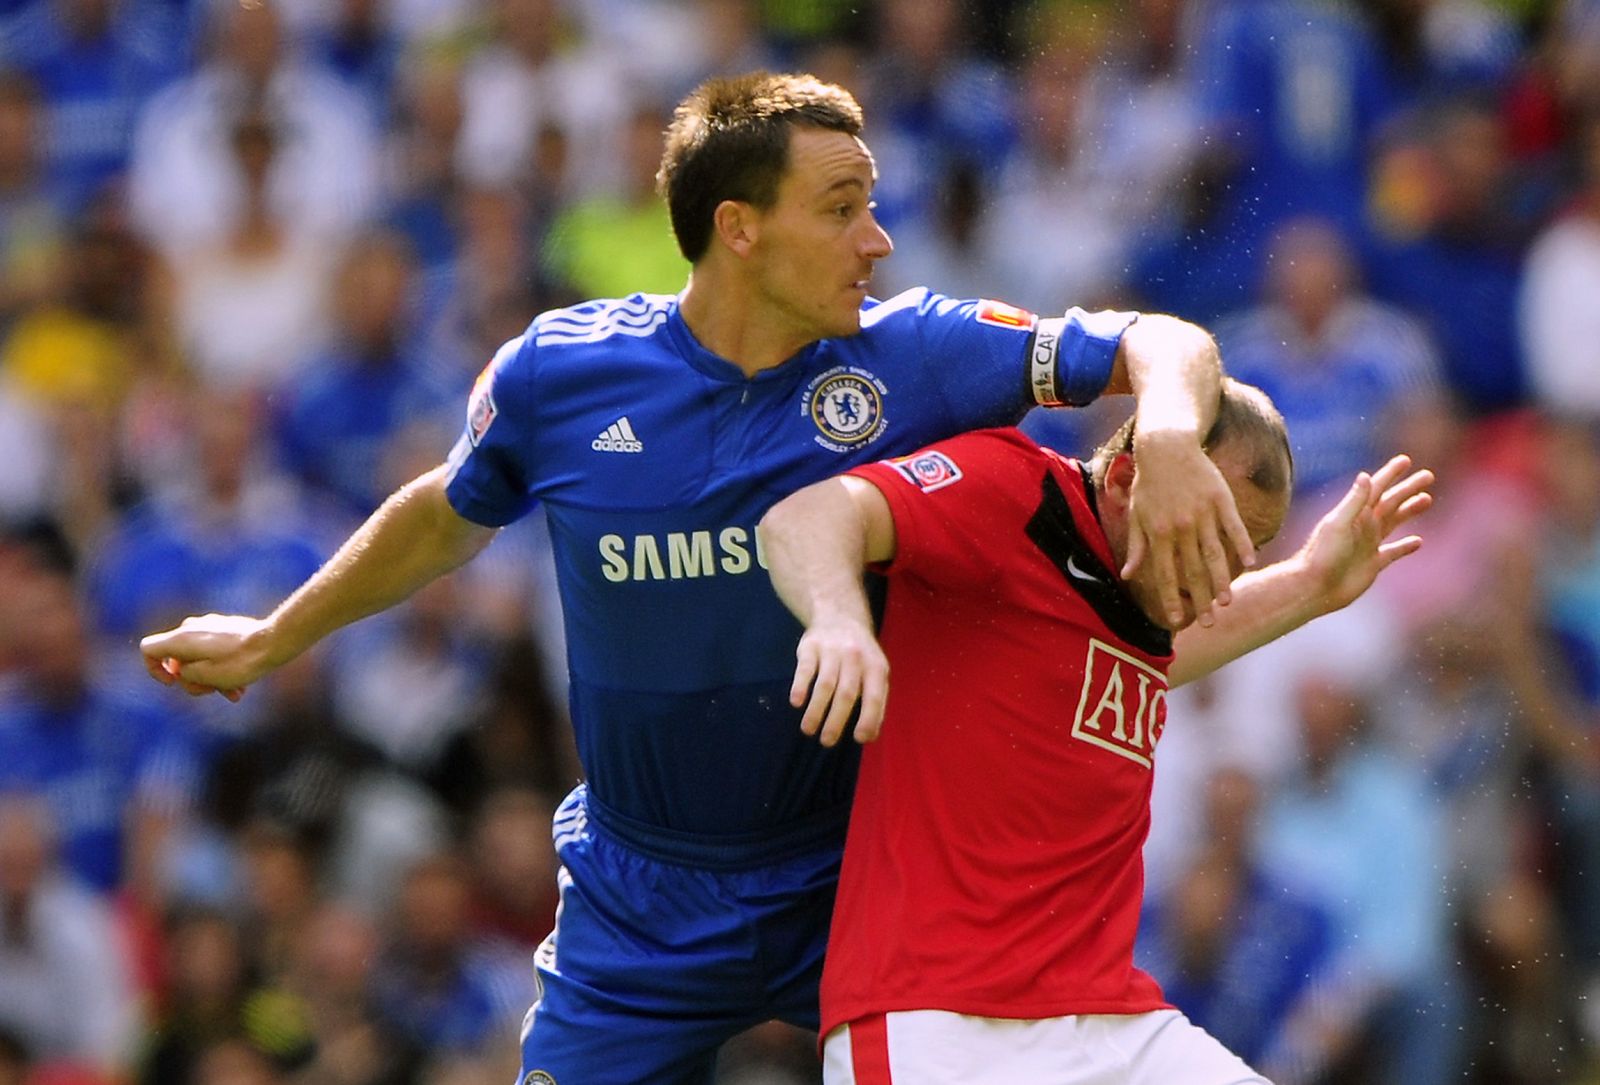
[757,494,801,553]
[1132,313,1220,365]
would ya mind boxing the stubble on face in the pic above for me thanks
[752,128,888,344]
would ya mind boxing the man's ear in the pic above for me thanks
[1105,452,1137,500]
[712,200,759,258]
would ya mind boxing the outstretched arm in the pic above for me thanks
[141,465,498,699]
[1106,314,1255,629]
[1169,455,1433,687]
[758,476,896,747]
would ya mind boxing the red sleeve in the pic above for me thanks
[848,427,1046,591]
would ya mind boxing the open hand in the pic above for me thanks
[1301,454,1434,612]
[789,618,890,747]
[1124,430,1257,628]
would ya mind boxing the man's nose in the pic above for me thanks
[862,216,893,260]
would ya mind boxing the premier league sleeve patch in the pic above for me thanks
[974,298,1037,330]
[466,362,499,447]
[889,450,964,492]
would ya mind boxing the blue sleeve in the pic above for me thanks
[443,332,540,527]
[865,290,1132,431]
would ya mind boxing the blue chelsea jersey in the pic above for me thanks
[445,289,1131,867]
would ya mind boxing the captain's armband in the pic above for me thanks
[1029,308,1140,408]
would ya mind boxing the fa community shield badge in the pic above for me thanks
[805,366,887,451]
[523,1072,557,1085]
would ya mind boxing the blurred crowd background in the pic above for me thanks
[1,0,1600,1082]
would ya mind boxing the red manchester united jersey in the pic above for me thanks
[820,427,1176,1035]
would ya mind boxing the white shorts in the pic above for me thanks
[822,1009,1272,1085]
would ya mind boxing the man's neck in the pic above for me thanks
[679,268,815,378]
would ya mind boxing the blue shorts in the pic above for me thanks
[517,786,841,1085]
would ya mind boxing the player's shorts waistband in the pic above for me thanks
[579,787,850,872]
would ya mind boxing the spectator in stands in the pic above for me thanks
[139,907,282,1085]
[0,0,189,212]
[1139,768,1336,1079]
[308,0,403,123]
[1364,95,1534,411]
[274,229,450,516]
[155,108,336,391]
[1133,0,1397,320]
[541,104,688,298]
[1218,216,1442,499]
[465,786,558,961]
[368,854,522,1065]
[383,48,466,273]
[857,0,1017,229]
[0,72,63,330]
[0,793,140,1077]
[1257,672,1462,1085]
[454,0,626,196]
[1521,111,1600,417]
[0,556,200,900]
[83,384,330,653]
[126,0,378,252]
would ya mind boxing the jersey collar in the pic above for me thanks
[665,301,822,385]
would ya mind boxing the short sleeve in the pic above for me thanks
[849,428,1044,591]
[444,332,539,527]
[866,291,1132,430]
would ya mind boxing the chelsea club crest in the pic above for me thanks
[805,367,887,452]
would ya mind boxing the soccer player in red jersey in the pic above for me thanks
[759,379,1433,1084]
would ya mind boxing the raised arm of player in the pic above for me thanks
[140,465,498,699]
[1168,455,1434,687]
[758,476,896,748]
[1104,313,1255,631]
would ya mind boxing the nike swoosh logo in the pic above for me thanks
[1066,554,1103,583]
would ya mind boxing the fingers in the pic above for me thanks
[1122,524,1148,580]
[160,657,246,702]
[790,643,819,710]
[1197,516,1232,610]
[818,656,864,748]
[144,651,178,686]
[1329,472,1374,530]
[854,658,890,744]
[1175,525,1215,628]
[1376,535,1423,569]
[793,634,888,746]
[1149,531,1186,628]
[1215,493,1257,573]
[1377,470,1434,526]
[1367,454,1414,496]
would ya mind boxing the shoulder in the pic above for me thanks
[864,427,1047,499]
[527,293,676,351]
[858,287,938,331]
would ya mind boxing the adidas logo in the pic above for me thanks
[592,416,644,453]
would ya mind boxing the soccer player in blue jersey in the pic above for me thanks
[142,72,1305,1084]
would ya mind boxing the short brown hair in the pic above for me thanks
[656,72,865,263]
[1090,377,1295,497]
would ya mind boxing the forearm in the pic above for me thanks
[1169,555,1328,686]
[1113,313,1223,440]
[758,481,876,630]
[261,466,497,665]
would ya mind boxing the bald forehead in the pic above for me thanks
[1210,440,1291,547]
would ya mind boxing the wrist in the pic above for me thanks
[250,617,300,672]
[1291,548,1346,618]
[1131,422,1205,453]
